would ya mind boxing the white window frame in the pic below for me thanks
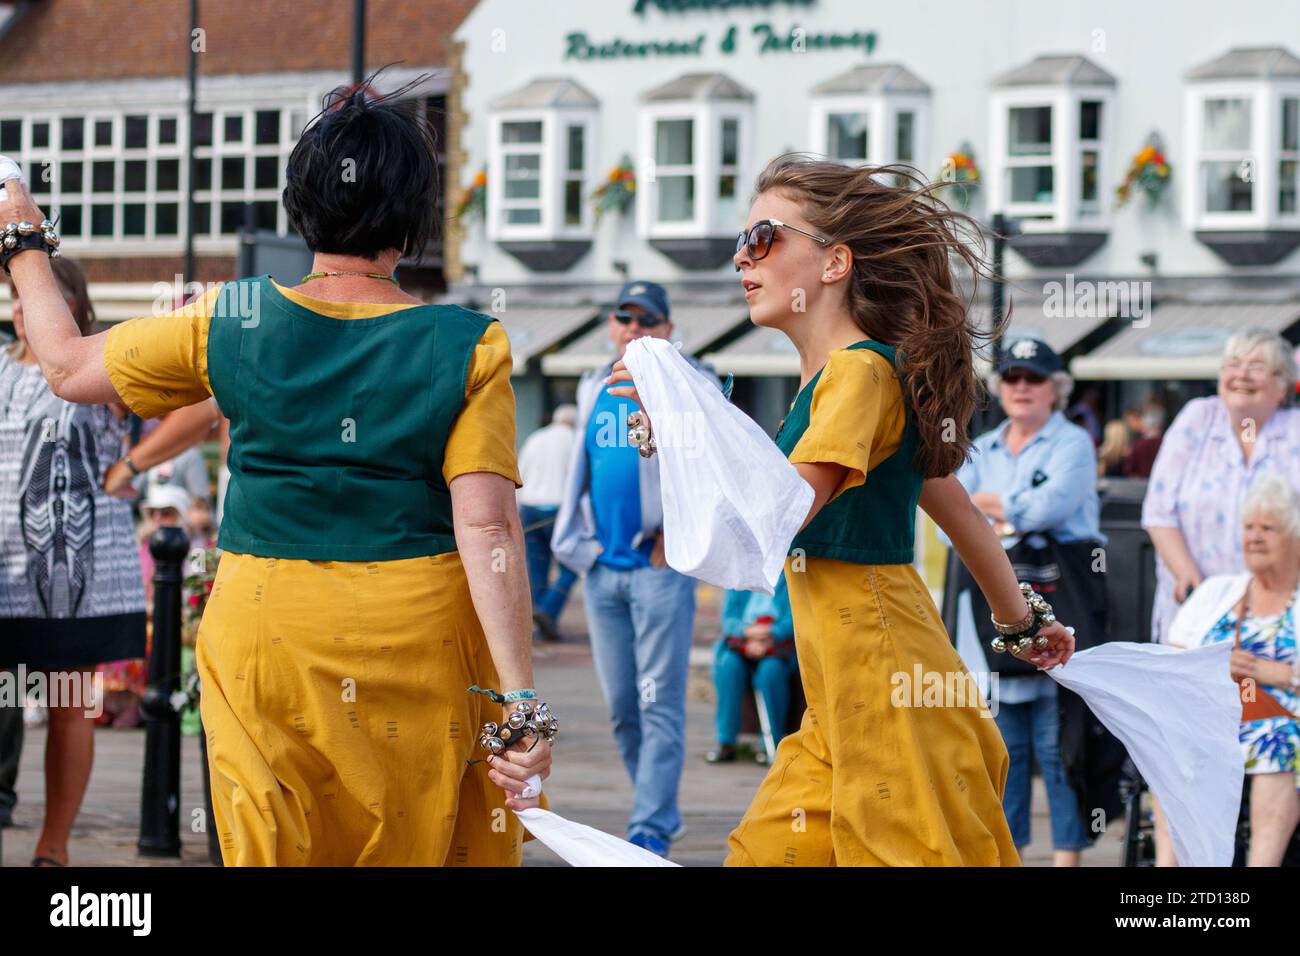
[488,107,597,242]
[988,86,1114,233]
[1184,79,1300,231]
[637,100,753,240]
[1281,94,1300,217]
[808,93,929,169]
[0,70,440,256]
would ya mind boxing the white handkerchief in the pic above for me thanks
[1045,640,1242,867]
[622,336,813,594]
[515,808,681,867]
[0,154,24,205]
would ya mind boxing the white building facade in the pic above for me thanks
[447,0,1300,434]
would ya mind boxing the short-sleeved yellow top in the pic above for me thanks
[777,341,920,565]
[103,281,520,490]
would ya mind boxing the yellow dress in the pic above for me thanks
[724,347,1020,866]
[103,283,534,866]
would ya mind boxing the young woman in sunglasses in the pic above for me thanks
[609,155,1075,866]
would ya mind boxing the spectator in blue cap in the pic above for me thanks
[552,280,720,858]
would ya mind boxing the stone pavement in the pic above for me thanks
[1,581,1118,867]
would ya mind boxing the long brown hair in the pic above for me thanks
[752,155,1005,477]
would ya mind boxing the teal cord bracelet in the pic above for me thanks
[468,685,538,704]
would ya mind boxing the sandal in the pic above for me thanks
[31,856,65,867]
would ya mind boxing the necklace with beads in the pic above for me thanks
[300,270,400,286]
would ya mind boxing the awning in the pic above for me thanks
[491,306,600,374]
[1069,303,1300,380]
[970,302,1115,374]
[703,323,798,377]
[541,306,749,376]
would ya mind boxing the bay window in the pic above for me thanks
[987,54,1115,265]
[487,78,597,269]
[808,64,931,171]
[637,73,754,269]
[1185,46,1300,264]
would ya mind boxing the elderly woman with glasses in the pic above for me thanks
[0,78,551,866]
[1142,328,1300,864]
[1165,473,1300,866]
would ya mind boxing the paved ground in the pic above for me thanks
[2,581,1119,867]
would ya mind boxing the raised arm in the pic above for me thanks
[2,178,118,404]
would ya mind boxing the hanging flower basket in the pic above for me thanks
[937,142,980,209]
[1116,136,1171,210]
[590,155,636,223]
[453,168,487,222]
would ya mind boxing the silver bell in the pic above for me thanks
[485,736,505,755]
[16,221,34,235]
[1034,634,1050,650]
[507,710,527,730]
[2,235,16,249]
[991,637,1007,653]
[482,721,498,737]
[628,425,649,445]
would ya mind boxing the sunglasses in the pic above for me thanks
[1001,369,1047,386]
[734,218,829,271]
[612,310,667,329]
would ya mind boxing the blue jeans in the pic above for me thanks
[520,504,576,621]
[713,639,795,747]
[994,682,1092,851]
[583,562,695,843]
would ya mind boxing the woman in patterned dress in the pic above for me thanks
[1166,473,1300,866]
[611,156,1076,865]
[1142,330,1300,864]
[0,257,145,865]
[1,80,550,866]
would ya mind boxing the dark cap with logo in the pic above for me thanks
[996,337,1063,377]
[614,281,670,321]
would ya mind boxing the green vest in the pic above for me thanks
[206,276,492,561]
[776,340,921,565]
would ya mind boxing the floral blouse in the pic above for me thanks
[1142,397,1300,644]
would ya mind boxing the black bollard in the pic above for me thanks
[137,524,189,858]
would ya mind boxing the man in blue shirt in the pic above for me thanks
[552,281,721,857]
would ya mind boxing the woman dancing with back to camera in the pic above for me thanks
[0,78,550,866]
[609,156,1075,866]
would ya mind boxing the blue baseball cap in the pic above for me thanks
[997,337,1063,377]
[614,281,670,322]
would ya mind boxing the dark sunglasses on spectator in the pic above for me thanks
[613,310,666,328]
[1001,369,1048,386]
[734,218,829,271]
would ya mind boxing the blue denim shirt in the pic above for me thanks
[950,410,1106,547]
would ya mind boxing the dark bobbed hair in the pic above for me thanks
[283,69,439,260]
[752,154,1009,478]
